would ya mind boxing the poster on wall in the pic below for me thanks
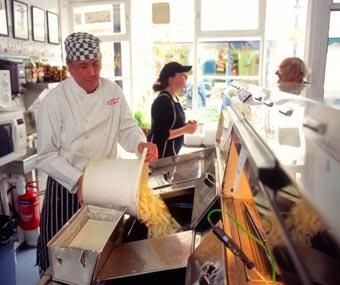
[47,11,60,44]
[0,0,9,36]
[32,6,45,42]
[12,0,29,40]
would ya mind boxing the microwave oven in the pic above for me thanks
[0,70,12,108]
[0,59,26,94]
[0,110,27,167]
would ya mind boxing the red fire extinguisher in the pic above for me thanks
[18,181,40,231]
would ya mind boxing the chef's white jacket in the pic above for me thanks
[36,76,145,192]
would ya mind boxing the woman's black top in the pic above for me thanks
[147,91,186,158]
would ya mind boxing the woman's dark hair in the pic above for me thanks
[152,77,168,92]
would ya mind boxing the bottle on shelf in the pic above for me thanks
[24,60,37,83]
[36,61,45,83]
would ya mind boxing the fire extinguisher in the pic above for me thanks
[18,181,40,231]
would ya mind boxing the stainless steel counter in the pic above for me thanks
[0,147,37,174]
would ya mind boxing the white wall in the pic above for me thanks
[4,0,59,40]
[1,0,62,61]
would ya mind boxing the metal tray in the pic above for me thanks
[97,230,193,282]
[148,147,216,190]
[48,204,125,285]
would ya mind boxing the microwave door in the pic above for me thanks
[0,123,14,158]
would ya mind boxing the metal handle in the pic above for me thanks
[243,93,252,103]
[303,118,326,134]
[204,173,216,187]
[279,106,293,116]
[238,90,252,103]
[56,257,62,265]
[79,250,86,268]
[263,100,273,107]
[254,95,262,101]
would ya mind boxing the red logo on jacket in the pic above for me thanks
[106,97,119,105]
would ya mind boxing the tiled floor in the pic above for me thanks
[16,244,40,285]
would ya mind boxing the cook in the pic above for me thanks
[35,32,158,274]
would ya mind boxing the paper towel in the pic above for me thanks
[202,126,217,146]
[82,150,146,217]
[184,133,203,146]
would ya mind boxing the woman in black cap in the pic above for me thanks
[148,61,198,158]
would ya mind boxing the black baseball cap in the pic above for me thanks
[159,62,192,82]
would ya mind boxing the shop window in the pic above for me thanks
[198,41,260,78]
[73,3,125,36]
[324,11,340,109]
[153,42,193,109]
[153,42,193,77]
[71,1,132,104]
[194,40,260,109]
[263,0,308,87]
[151,40,260,111]
[131,0,194,115]
[100,41,130,93]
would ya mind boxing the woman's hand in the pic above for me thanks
[138,142,158,161]
[185,120,198,134]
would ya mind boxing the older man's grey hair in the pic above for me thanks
[289,57,309,78]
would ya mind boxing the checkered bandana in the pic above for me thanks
[65,32,101,61]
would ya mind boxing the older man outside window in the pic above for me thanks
[276,57,309,83]
[275,57,309,94]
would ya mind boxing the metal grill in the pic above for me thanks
[224,198,273,283]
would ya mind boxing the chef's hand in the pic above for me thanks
[138,142,158,161]
[77,175,84,206]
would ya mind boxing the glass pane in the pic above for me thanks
[113,4,122,33]
[100,41,131,103]
[201,0,259,31]
[199,41,260,77]
[195,40,260,109]
[324,11,340,109]
[133,77,155,129]
[153,42,193,109]
[100,41,130,80]
[131,0,194,116]
[264,0,308,87]
[153,42,193,76]
[114,42,122,77]
[73,3,125,36]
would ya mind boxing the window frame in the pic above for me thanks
[67,0,266,111]
[196,0,266,38]
[192,0,265,108]
[68,0,133,105]
[304,0,340,102]
[69,0,130,42]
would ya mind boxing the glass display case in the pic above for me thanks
[186,82,340,285]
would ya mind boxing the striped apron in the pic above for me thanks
[36,176,80,275]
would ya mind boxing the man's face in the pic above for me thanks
[275,59,301,83]
[67,59,101,93]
